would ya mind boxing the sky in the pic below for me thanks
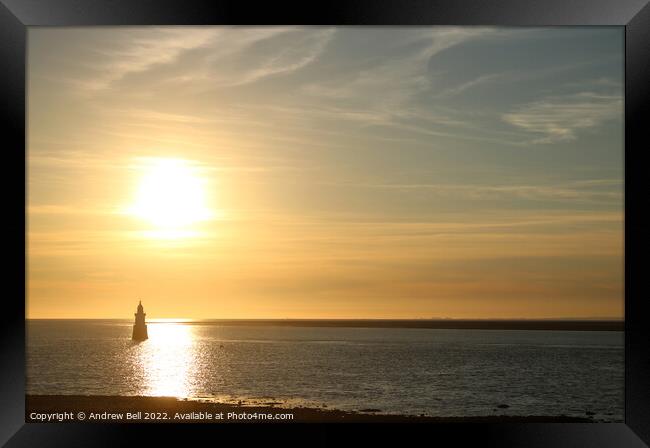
[27,27,624,319]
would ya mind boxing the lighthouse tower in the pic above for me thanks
[132,300,148,341]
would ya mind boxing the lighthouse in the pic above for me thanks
[132,300,148,341]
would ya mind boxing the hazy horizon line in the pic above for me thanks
[26,317,624,321]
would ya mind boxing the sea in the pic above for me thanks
[26,320,624,421]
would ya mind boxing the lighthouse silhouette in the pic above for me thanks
[132,300,148,341]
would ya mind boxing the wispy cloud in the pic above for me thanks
[302,28,497,101]
[78,28,221,91]
[225,28,336,86]
[502,92,622,143]
[324,179,622,205]
[75,27,328,91]
[28,205,113,216]
[433,73,505,98]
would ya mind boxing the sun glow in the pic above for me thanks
[128,158,214,237]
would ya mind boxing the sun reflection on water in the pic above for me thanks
[135,323,197,397]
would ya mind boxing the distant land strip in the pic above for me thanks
[30,319,624,331]
[182,319,624,331]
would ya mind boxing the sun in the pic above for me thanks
[128,158,213,234]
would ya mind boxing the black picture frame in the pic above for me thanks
[2,0,649,446]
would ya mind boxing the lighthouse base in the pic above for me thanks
[132,324,148,341]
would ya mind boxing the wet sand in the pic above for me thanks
[26,395,594,423]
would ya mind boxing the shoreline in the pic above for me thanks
[26,395,599,423]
